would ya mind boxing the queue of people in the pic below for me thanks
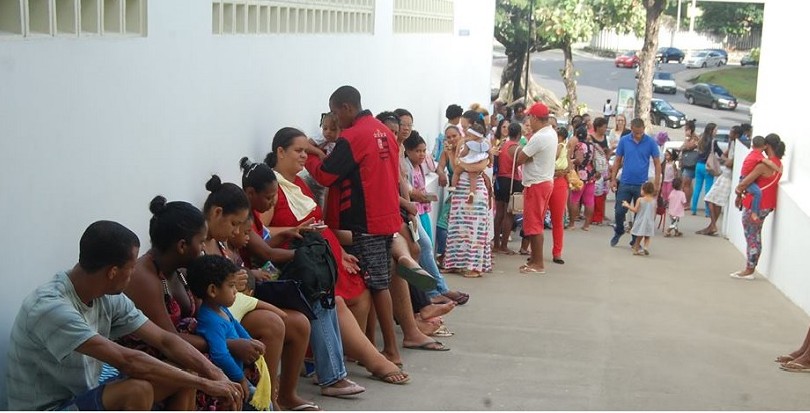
[6,84,791,412]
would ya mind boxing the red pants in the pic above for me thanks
[549,176,569,258]
[592,193,607,224]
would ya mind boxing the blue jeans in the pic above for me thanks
[309,301,346,387]
[614,183,642,238]
[417,220,449,297]
[691,162,715,216]
[746,182,762,213]
[418,213,433,244]
[435,227,448,255]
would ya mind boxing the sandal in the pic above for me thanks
[430,325,455,337]
[518,249,530,255]
[519,265,545,274]
[462,270,482,278]
[371,369,411,385]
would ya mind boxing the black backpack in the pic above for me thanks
[279,231,337,309]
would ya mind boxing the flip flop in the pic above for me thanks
[519,265,545,274]
[287,402,322,411]
[404,340,450,351]
[396,264,438,291]
[430,325,455,337]
[780,361,810,373]
[371,370,411,385]
[518,249,530,255]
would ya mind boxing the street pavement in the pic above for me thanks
[306,208,810,410]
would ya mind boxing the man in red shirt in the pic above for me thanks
[306,85,412,364]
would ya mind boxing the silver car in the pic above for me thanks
[685,51,724,69]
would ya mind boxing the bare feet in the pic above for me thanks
[493,247,518,255]
[418,302,456,319]
[416,317,441,335]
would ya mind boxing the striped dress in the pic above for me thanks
[444,173,492,273]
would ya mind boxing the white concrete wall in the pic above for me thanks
[724,0,810,314]
[0,0,495,404]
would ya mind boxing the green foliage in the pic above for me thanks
[664,2,763,36]
[750,47,760,61]
[495,0,645,54]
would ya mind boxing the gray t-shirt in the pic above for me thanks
[6,271,148,410]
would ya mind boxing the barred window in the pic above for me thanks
[0,0,147,38]
[393,0,453,34]
[213,0,375,35]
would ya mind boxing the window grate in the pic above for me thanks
[212,0,375,35]
[393,0,453,34]
[0,0,147,38]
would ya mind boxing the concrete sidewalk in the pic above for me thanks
[307,203,810,410]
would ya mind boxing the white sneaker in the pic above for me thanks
[730,271,755,281]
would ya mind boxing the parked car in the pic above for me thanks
[741,53,759,66]
[615,50,639,68]
[650,98,687,128]
[656,47,685,63]
[684,83,738,110]
[706,48,728,65]
[685,50,725,68]
[652,72,677,94]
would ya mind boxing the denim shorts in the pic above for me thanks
[57,371,125,411]
[681,167,695,179]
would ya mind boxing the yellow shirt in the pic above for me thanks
[555,143,569,170]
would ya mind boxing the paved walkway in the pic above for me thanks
[306,202,810,410]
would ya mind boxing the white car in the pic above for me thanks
[685,51,724,69]
[652,72,677,94]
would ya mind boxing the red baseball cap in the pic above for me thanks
[526,102,549,118]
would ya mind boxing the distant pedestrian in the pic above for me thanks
[602,99,614,125]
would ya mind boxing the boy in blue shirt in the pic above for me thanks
[188,255,267,410]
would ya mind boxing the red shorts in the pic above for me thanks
[523,181,554,236]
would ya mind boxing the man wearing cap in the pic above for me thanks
[515,102,557,274]
[609,118,661,247]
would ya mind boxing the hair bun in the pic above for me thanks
[264,152,278,168]
[149,195,167,215]
[239,156,252,172]
[205,175,222,192]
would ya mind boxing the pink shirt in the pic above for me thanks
[663,163,676,183]
[667,190,687,218]
[411,164,431,215]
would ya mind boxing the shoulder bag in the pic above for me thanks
[680,139,699,169]
[706,139,722,177]
[507,143,524,214]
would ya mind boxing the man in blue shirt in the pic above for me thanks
[610,118,662,247]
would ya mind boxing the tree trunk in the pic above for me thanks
[561,43,578,118]
[497,48,564,115]
[501,48,527,101]
[636,0,666,129]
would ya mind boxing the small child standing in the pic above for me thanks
[739,135,782,221]
[661,149,679,202]
[665,177,687,237]
[188,255,270,411]
[622,182,657,255]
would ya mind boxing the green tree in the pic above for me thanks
[665,2,763,37]
[697,2,763,36]
[535,0,644,116]
[635,0,667,127]
[494,0,644,115]
[494,0,557,106]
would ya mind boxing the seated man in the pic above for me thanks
[6,220,243,411]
